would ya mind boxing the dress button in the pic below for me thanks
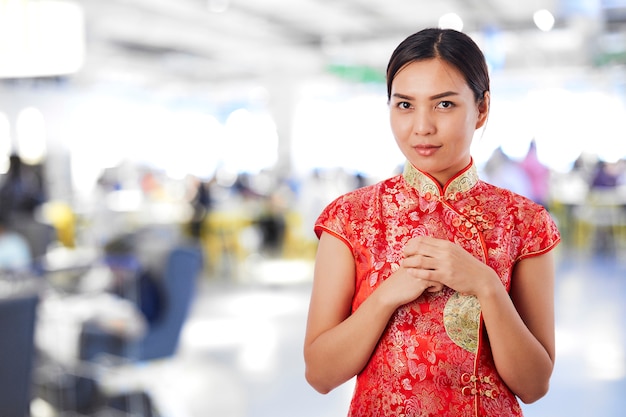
[483,389,499,399]
[460,373,476,384]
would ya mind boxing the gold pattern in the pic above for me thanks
[460,373,500,399]
[402,160,479,199]
[443,292,481,353]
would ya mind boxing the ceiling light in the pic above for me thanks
[207,0,229,13]
[533,9,555,32]
[0,0,85,78]
[438,13,463,31]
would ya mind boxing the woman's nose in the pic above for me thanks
[413,108,435,135]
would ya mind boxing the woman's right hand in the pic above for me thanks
[375,257,444,309]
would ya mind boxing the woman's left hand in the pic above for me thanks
[401,236,499,297]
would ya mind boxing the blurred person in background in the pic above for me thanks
[590,159,620,189]
[0,216,31,271]
[304,28,560,416]
[520,139,551,209]
[254,190,287,257]
[187,175,214,240]
[0,153,48,270]
[0,153,46,224]
[587,159,624,254]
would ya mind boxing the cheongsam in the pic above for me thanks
[314,159,560,417]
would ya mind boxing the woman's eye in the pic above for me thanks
[397,101,411,109]
[437,101,454,109]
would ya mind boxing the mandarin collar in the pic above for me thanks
[402,158,479,200]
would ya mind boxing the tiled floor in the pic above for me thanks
[35,245,626,417]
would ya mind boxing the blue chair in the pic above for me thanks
[137,244,203,360]
[0,292,39,417]
[79,245,203,362]
[41,245,205,415]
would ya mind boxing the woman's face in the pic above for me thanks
[389,58,489,185]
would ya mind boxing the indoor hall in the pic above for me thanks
[0,1,626,416]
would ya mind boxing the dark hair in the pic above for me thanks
[386,28,490,104]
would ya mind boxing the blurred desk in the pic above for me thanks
[203,209,318,279]
[561,187,626,253]
[35,245,146,364]
[36,291,146,366]
[34,289,147,414]
[204,210,253,278]
[40,246,100,292]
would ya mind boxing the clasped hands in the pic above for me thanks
[381,236,496,308]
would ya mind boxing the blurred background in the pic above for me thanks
[0,0,625,416]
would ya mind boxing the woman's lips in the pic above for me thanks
[414,144,441,156]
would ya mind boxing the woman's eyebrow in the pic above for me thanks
[391,93,413,100]
[391,91,459,101]
[429,91,459,100]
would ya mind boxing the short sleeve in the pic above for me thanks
[313,194,354,251]
[517,207,561,261]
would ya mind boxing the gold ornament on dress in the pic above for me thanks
[443,292,481,353]
[402,160,479,199]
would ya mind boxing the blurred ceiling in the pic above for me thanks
[20,0,626,91]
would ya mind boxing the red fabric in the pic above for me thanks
[315,160,560,417]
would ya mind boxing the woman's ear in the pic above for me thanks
[476,91,490,129]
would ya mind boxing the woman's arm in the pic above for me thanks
[304,232,438,394]
[482,252,556,404]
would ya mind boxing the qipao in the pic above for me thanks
[314,159,560,417]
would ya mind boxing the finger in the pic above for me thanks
[426,282,444,293]
[406,266,437,282]
[400,267,442,291]
[405,236,446,258]
[401,254,437,270]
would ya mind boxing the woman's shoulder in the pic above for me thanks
[478,180,540,209]
[476,180,557,229]
[315,175,401,227]
[482,181,561,258]
[478,180,560,244]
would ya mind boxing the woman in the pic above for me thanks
[303,28,560,416]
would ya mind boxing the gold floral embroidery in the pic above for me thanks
[402,160,479,200]
[443,292,481,353]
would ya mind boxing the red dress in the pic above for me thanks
[314,160,560,417]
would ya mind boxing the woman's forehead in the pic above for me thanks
[391,59,469,96]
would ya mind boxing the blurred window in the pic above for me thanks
[16,107,47,165]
